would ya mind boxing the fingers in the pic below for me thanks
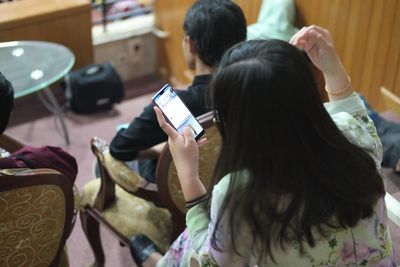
[154,106,207,149]
[290,25,333,51]
[307,29,331,51]
[182,127,198,146]
[183,127,209,148]
[154,106,180,139]
[308,25,330,39]
[183,127,195,139]
[197,137,208,147]
[294,25,330,41]
[290,26,308,48]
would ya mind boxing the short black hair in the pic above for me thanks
[0,73,14,133]
[183,0,247,67]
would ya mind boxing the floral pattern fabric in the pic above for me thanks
[157,229,192,267]
[157,94,397,267]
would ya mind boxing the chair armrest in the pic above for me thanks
[0,134,24,153]
[91,137,152,211]
[0,168,60,176]
[103,151,148,192]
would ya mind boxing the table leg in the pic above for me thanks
[37,87,70,145]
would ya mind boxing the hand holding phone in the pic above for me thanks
[154,105,207,199]
[153,85,207,201]
[152,84,204,140]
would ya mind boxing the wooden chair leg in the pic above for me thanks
[80,209,105,267]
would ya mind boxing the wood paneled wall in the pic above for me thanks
[156,0,400,109]
[154,0,190,86]
[294,0,400,109]
[0,0,93,69]
[235,0,262,24]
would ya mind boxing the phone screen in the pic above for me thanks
[153,84,204,140]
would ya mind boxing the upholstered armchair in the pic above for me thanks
[80,111,221,267]
[0,168,75,267]
[0,133,79,267]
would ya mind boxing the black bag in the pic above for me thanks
[63,63,124,114]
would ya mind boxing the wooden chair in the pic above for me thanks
[0,169,75,267]
[0,133,79,267]
[0,142,76,267]
[80,111,221,267]
[380,86,400,117]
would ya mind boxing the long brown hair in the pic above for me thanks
[209,40,384,262]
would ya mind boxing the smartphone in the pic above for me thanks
[152,84,204,140]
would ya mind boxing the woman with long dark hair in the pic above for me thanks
[154,25,396,266]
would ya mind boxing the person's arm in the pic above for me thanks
[186,174,251,266]
[155,108,249,265]
[290,26,382,167]
[326,94,383,167]
[154,106,206,201]
[290,25,353,101]
[109,102,168,161]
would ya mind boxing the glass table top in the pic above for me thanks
[0,41,75,98]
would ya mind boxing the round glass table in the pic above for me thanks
[0,41,75,145]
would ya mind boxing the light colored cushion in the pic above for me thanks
[80,179,172,252]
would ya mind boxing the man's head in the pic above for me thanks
[0,73,14,133]
[183,0,247,69]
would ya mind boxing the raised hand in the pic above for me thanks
[290,25,339,74]
[290,25,352,99]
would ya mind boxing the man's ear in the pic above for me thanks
[187,36,197,54]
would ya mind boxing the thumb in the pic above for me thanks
[183,127,196,140]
